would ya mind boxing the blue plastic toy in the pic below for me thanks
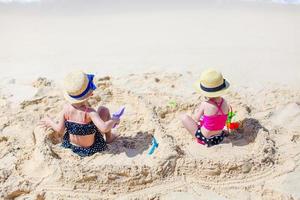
[148,136,159,155]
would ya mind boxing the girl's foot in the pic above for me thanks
[223,130,230,137]
[105,131,119,143]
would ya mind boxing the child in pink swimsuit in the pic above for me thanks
[181,69,230,147]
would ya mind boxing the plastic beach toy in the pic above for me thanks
[227,122,240,130]
[148,136,159,155]
[112,106,125,127]
[226,111,240,131]
[112,106,125,119]
[168,100,177,109]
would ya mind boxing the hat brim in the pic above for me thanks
[193,79,230,98]
[63,91,91,104]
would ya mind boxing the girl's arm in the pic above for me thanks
[41,110,66,135]
[193,102,205,122]
[89,110,119,133]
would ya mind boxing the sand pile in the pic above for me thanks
[0,72,300,200]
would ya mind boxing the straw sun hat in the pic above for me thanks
[63,71,97,104]
[194,69,230,98]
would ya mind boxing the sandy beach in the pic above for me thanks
[0,0,300,199]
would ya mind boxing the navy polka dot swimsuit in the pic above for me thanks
[62,121,107,157]
[195,128,225,147]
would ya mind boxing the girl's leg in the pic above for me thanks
[181,114,198,137]
[97,106,118,143]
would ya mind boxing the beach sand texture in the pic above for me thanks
[0,73,300,200]
[1,0,300,199]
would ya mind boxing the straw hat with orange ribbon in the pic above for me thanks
[194,69,230,98]
[63,70,97,104]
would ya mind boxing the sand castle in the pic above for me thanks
[0,72,299,199]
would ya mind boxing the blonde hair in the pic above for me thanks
[205,96,221,101]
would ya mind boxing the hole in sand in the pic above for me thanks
[184,117,275,171]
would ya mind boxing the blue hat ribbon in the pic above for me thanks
[69,74,97,99]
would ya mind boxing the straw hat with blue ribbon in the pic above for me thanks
[194,69,230,98]
[63,70,97,104]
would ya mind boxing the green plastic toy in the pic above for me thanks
[226,110,239,130]
[168,100,177,109]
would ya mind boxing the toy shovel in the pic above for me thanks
[148,136,159,155]
[112,106,125,128]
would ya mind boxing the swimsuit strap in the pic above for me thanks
[65,104,91,124]
[210,98,225,115]
[64,105,71,120]
[83,106,90,123]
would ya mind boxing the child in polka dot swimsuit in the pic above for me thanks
[41,71,119,156]
[181,69,230,147]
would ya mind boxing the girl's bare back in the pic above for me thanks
[65,104,96,147]
[201,98,229,137]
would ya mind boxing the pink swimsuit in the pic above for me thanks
[195,98,227,147]
[202,98,228,131]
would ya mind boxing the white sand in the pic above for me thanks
[0,1,300,199]
[1,0,300,84]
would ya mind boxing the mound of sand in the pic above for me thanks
[0,72,300,200]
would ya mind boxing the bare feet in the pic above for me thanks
[105,130,119,143]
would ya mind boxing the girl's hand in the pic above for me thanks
[39,112,65,133]
[112,118,120,126]
[40,117,53,128]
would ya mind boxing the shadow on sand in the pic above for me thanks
[45,129,153,158]
[223,118,269,146]
[106,131,153,157]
